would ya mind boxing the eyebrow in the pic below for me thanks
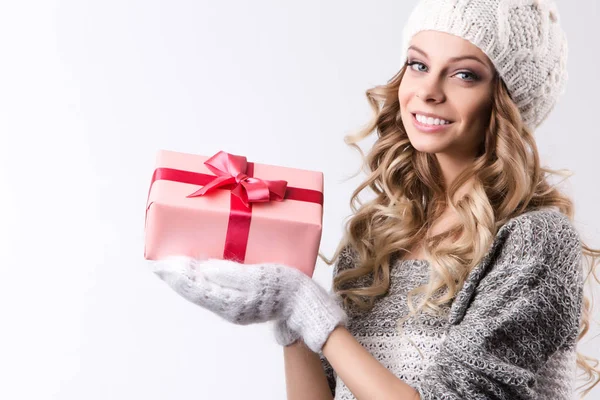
[407,45,490,70]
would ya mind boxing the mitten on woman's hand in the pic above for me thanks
[271,319,301,347]
[149,256,347,353]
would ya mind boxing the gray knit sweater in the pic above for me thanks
[320,209,584,399]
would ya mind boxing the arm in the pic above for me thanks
[283,340,334,400]
[280,245,353,400]
[413,210,584,399]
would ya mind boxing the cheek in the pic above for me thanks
[475,103,493,129]
[397,81,413,117]
[397,78,412,104]
[457,92,492,125]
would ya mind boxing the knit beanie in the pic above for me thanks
[400,0,568,131]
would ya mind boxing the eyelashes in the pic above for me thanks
[405,60,480,82]
[406,60,426,72]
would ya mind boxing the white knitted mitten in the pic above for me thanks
[150,256,347,353]
[271,319,301,347]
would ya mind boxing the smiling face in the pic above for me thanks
[398,30,496,165]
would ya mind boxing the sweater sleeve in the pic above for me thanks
[414,210,585,400]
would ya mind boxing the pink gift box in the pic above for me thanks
[144,149,324,277]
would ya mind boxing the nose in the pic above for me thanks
[415,75,445,103]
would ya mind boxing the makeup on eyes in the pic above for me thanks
[406,59,481,82]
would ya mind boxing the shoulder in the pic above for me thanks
[501,207,578,237]
[492,208,581,266]
[447,208,583,325]
[331,243,376,292]
[333,242,360,276]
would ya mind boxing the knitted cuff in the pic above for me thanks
[286,278,349,353]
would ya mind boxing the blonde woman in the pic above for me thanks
[150,0,600,398]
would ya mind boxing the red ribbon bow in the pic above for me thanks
[187,151,288,208]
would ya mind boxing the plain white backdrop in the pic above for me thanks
[0,0,598,399]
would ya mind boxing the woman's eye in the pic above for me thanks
[455,71,479,81]
[407,60,480,82]
[407,61,427,72]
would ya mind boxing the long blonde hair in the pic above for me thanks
[319,63,600,398]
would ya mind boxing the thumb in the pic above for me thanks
[272,319,301,347]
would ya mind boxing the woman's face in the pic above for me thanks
[398,30,496,160]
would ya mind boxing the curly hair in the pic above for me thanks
[319,62,600,398]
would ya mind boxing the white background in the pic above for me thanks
[0,0,598,399]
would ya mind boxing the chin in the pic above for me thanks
[406,134,448,154]
[409,144,445,154]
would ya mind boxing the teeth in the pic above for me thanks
[416,114,450,125]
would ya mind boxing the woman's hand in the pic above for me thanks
[149,256,347,353]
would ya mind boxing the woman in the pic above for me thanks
[150,0,600,398]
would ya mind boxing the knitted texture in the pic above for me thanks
[400,0,568,131]
[150,257,349,353]
[320,209,584,399]
[272,319,301,346]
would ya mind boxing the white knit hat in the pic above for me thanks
[401,0,568,131]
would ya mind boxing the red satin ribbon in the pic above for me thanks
[187,151,288,208]
[145,151,323,262]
